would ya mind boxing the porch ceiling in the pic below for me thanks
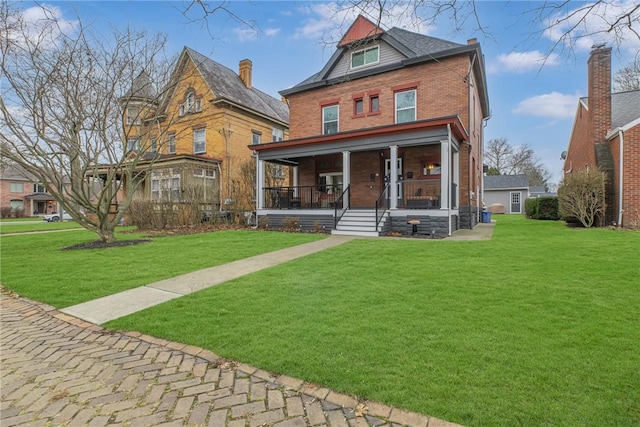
[253,116,464,162]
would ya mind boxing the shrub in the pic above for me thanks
[283,216,300,231]
[527,197,559,220]
[0,207,13,218]
[557,169,605,228]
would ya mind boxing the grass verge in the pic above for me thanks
[106,216,640,427]
[0,220,83,234]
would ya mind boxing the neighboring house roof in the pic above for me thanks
[280,16,489,119]
[123,71,156,101]
[484,174,529,190]
[183,48,289,126]
[1,165,36,181]
[611,89,640,129]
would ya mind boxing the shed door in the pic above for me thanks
[510,191,522,213]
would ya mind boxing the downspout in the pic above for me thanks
[447,123,452,236]
[618,129,624,226]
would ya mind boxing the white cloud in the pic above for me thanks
[9,4,77,48]
[264,28,281,37]
[294,3,433,43]
[233,27,258,42]
[490,51,560,74]
[513,92,579,119]
[543,0,640,54]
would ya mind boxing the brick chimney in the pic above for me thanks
[467,38,477,45]
[587,45,611,143]
[239,59,252,89]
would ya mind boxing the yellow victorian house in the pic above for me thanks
[122,47,289,217]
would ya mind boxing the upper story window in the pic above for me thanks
[395,89,416,123]
[126,138,139,153]
[370,95,379,113]
[354,98,363,116]
[33,183,46,193]
[179,90,202,116]
[126,107,141,125]
[149,137,157,154]
[351,45,379,69]
[10,183,23,192]
[272,128,284,142]
[193,129,205,154]
[322,105,339,135]
[186,93,194,111]
[252,131,261,145]
[168,134,176,154]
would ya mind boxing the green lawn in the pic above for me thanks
[0,220,83,234]
[104,217,639,427]
[0,229,325,307]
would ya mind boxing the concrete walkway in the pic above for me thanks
[61,236,356,325]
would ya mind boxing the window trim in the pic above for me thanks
[322,104,339,135]
[193,128,206,154]
[350,45,380,69]
[394,89,417,124]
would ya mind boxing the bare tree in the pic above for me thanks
[558,168,606,227]
[0,3,182,243]
[613,56,640,91]
[484,138,551,188]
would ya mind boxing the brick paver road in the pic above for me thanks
[1,288,460,427]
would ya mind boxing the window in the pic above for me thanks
[168,134,176,154]
[10,183,23,192]
[351,46,379,68]
[322,105,339,135]
[354,98,363,116]
[423,162,441,175]
[252,131,261,145]
[370,95,379,113]
[272,128,284,142]
[319,172,343,194]
[195,98,201,112]
[193,129,205,153]
[126,107,140,125]
[150,138,157,154]
[151,173,181,201]
[186,92,194,112]
[10,200,24,211]
[271,164,284,179]
[395,89,416,123]
[33,183,46,193]
[179,104,185,116]
[127,138,139,153]
[194,169,216,179]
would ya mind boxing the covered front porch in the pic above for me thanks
[253,117,467,237]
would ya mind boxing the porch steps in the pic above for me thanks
[331,209,386,237]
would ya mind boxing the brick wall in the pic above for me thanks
[622,124,640,226]
[287,57,470,140]
[564,103,592,173]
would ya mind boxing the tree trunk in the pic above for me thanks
[97,228,116,243]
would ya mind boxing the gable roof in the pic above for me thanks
[161,48,288,126]
[338,15,384,47]
[280,21,489,119]
[484,174,529,190]
[611,89,640,129]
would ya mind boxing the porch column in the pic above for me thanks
[342,150,350,209]
[257,159,265,209]
[452,149,459,208]
[440,140,450,209]
[390,145,398,209]
[292,166,299,197]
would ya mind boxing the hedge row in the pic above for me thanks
[525,197,560,220]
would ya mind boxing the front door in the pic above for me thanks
[384,158,403,202]
[510,191,522,213]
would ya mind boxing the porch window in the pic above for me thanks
[193,129,205,153]
[151,174,180,201]
[322,105,339,135]
[194,169,216,179]
[168,134,176,154]
[395,89,416,123]
[10,183,23,192]
[351,46,379,69]
[319,172,343,194]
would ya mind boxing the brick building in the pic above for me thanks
[252,15,490,237]
[563,45,640,227]
[0,165,61,217]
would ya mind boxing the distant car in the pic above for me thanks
[43,211,72,222]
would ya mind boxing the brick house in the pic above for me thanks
[121,47,289,215]
[252,15,490,236]
[0,165,62,217]
[563,45,640,227]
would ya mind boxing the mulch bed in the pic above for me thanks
[61,239,152,251]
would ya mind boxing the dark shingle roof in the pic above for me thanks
[611,89,640,128]
[186,48,288,125]
[484,174,529,190]
[385,27,464,57]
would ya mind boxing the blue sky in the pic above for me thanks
[18,1,640,184]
